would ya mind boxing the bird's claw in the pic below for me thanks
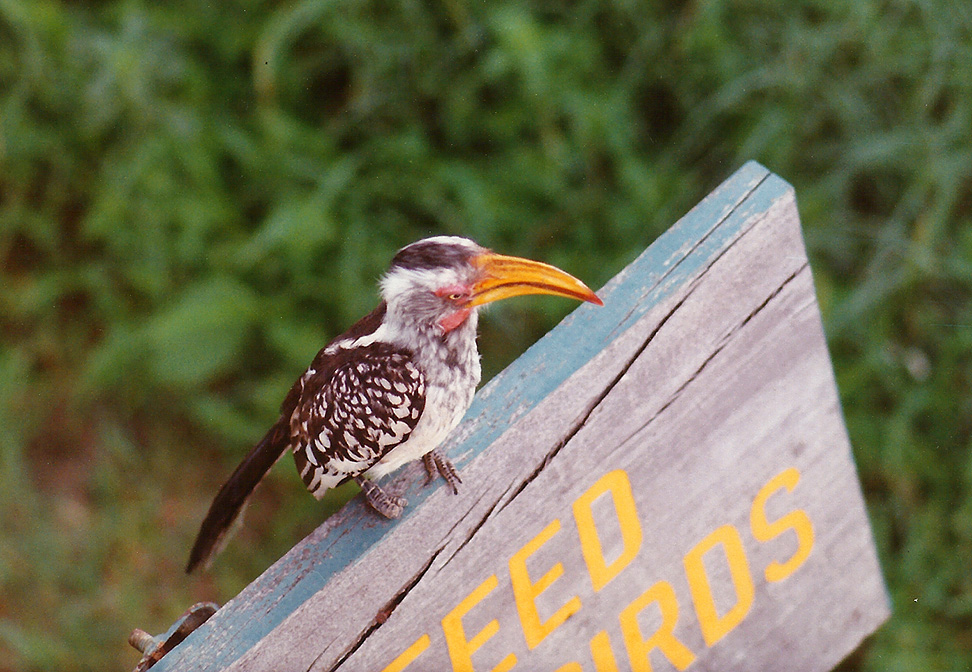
[355,476,407,519]
[423,449,462,495]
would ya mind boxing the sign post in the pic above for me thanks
[151,162,889,672]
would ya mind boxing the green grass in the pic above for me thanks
[1,0,970,669]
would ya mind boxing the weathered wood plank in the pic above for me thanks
[154,162,888,672]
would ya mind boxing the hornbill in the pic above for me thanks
[186,236,602,572]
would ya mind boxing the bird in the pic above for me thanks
[186,235,602,573]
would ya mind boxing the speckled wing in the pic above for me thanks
[291,344,426,498]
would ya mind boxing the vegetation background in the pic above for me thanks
[1,0,969,669]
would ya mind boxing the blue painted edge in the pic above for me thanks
[156,161,793,670]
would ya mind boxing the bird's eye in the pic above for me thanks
[435,285,470,302]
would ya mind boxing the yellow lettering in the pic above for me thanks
[382,634,430,672]
[509,519,582,650]
[750,467,815,582]
[619,580,696,671]
[684,524,754,647]
[590,630,620,672]
[442,575,517,672]
[573,469,643,592]
[554,665,583,672]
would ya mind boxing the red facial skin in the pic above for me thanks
[438,307,473,333]
[434,284,474,334]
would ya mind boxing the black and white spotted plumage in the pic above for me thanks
[291,342,425,497]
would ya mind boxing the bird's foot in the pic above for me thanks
[355,476,407,519]
[422,449,462,495]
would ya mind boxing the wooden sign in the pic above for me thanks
[152,162,889,672]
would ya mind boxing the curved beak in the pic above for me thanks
[468,252,603,308]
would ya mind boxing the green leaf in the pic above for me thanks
[144,277,259,388]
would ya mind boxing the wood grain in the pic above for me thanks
[153,162,888,672]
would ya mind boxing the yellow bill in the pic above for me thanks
[469,252,603,307]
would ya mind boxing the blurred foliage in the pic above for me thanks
[0,0,970,669]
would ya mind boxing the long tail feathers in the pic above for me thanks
[186,419,289,573]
